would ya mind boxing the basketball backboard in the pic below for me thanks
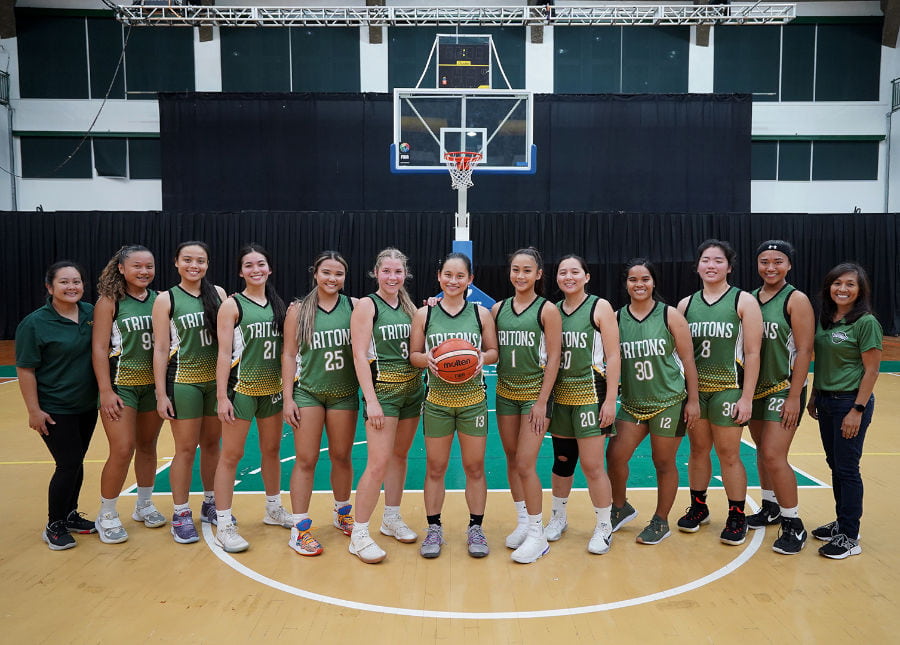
[390,88,535,175]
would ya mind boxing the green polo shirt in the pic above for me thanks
[15,300,98,414]
[813,313,882,392]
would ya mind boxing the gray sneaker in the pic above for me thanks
[467,524,490,558]
[610,500,638,532]
[635,515,671,545]
[171,509,199,544]
[132,502,166,528]
[420,524,445,558]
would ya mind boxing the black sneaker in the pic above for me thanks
[747,499,781,530]
[818,533,861,559]
[43,520,76,551]
[66,510,97,534]
[676,504,710,533]
[772,517,807,555]
[812,520,839,542]
[720,511,748,546]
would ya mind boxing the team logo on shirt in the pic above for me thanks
[831,330,849,344]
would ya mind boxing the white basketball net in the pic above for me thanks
[444,152,482,190]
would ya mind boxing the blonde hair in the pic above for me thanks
[97,245,153,300]
[294,251,349,348]
[371,247,416,319]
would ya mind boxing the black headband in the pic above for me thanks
[756,241,795,262]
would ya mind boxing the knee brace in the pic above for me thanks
[551,436,579,477]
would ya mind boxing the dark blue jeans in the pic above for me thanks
[815,393,874,540]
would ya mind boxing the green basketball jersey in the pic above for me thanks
[295,294,358,399]
[753,284,800,398]
[617,302,686,420]
[229,293,282,397]
[167,285,219,384]
[424,302,485,408]
[553,295,606,406]
[684,286,744,392]
[366,294,422,384]
[495,296,547,402]
[109,290,156,387]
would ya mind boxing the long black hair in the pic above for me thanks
[509,246,544,294]
[622,257,666,304]
[819,262,874,328]
[174,240,219,337]
[236,243,287,334]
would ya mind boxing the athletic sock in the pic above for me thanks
[384,505,400,519]
[469,514,484,527]
[761,489,777,504]
[353,520,368,536]
[689,489,708,506]
[427,514,442,526]
[216,508,232,526]
[203,491,215,505]
[334,499,351,511]
[100,496,118,515]
[265,495,281,511]
[174,502,190,513]
[780,505,799,519]
[551,495,569,519]
[514,500,527,523]
[527,513,543,537]
[728,499,746,514]
[136,486,153,507]
[594,505,612,527]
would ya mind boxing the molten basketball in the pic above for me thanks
[432,338,480,384]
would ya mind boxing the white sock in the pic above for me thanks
[383,505,400,519]
[265,495,281,510]
[136,487,153,507]
[174,502,190,513]
[551,495,569,518]
[514,500,527,523]
[294,512,309,524]
[353,520,369,536]
[595,505,612,527]
[334,499,351,511]
[527,513,543,537]
[216,508,232,526]
[761,489,777,504]
[780,505,799,519]
[204,491,215,504]
[100,496,118,515]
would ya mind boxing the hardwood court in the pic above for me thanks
[1,343,899,642]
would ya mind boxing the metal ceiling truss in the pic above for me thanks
[102,3,796,28]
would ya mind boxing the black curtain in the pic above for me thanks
[159,92,750,213]
[2,211,896,340]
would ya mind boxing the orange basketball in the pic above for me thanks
[432,338,480,384]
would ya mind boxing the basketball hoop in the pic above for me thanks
[444,151,482,190]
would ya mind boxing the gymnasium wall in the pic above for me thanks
[2,210,897,339]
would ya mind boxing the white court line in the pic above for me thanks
[202,503,764,619]
[249,441,369,474]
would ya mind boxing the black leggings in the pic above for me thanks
[40,410,97,524]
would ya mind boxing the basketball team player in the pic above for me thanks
[409,253,498,559]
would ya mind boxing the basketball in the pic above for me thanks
[432,338,480,383]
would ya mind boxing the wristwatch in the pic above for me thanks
[852,403,866,413]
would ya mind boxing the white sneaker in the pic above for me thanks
[263,505,294,528]
[132,502,166,528]
[505,522,529,549]
[95,511,128,544]
[380,514,418,543]
[215,523,250,553]
[544,514,568,542]
[511,533,550,564]
[349,527,387,563]
[588,522,613,555]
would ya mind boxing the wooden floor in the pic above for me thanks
[1,343,899,643]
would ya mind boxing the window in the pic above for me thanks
[21,137,92,178]
[16,14,88,99]
[812,141,879,180]
[714,19,882,102]
[752,139,880,181]
[21,135,161,180]
[221,28,291,92]
[751,141,777,180]
[555,26,689,94]
[292,28,361,92]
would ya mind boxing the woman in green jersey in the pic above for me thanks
[17,261,99,550]
[747,240,814,555]
[545,255,621,555]
[676,239,762,547]
[606,259,699,546]
[92,245,166,544]
[410,253,499,560]
[152,241,228,544]
[348,248,423,564]
[807,262,882,559]
[212,244,289,553]
[281,251,359,556]
[492,248,561,564]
